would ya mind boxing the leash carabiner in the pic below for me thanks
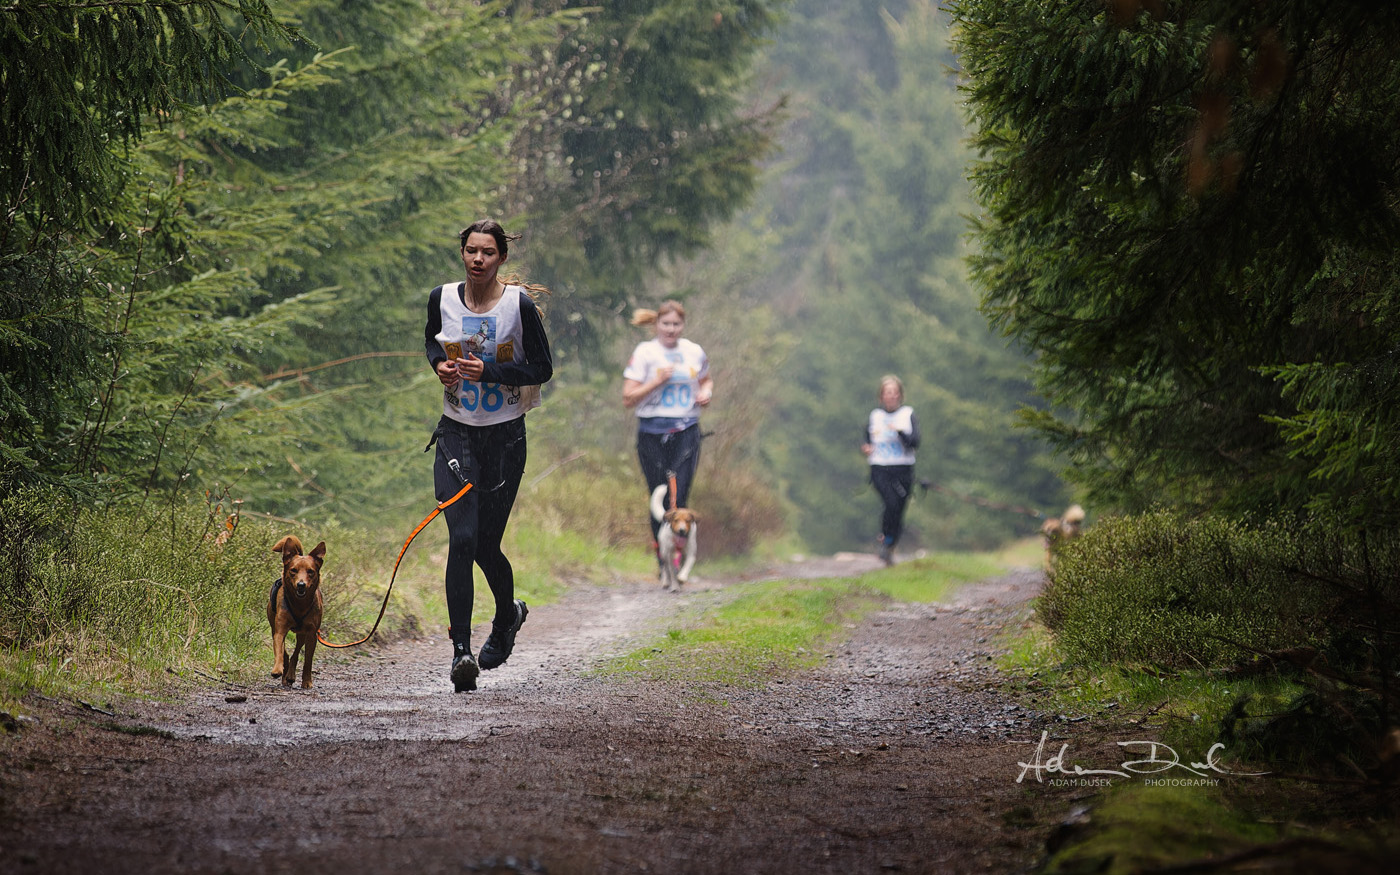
[316,479,473,649]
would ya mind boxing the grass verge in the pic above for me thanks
[998,612,1399,871]
[1040,783,1281,874]
[591,578,888,686]
[0,488,630,712]
[594,543,1034,687]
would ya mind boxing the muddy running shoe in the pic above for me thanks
[451,642,479,693]
[878,540,895,566]
[478,599,528,670]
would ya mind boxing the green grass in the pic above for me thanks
[592,576,888,686]
[996,518,1400,872]
[0,491,614,710]
[387,513,647,641]
[986,535,1046,570]
[1037,511,1352,670]
[997,620,1352,873]
[594,541,1030,687]
[0,480,1028,713]
[997,615,1307,759]
[856,549,1010,603]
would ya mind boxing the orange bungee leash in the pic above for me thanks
[316,477,473,649]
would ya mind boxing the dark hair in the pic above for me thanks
[458,219,521,258]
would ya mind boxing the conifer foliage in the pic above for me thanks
[1,0,789,525]
[1,0,304,495]
[2,0,298,229]
[951,0,1400,528]
[505,0,784,360]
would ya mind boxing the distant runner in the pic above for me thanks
[862,374,920,565]
[622,301,712,571]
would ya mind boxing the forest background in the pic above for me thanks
[2,0,1062,558]
[7,0,1400,865]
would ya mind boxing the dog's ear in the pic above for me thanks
[272,536,304,562]
[310,541,327,567]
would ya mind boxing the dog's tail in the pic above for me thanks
[650,483,670,523]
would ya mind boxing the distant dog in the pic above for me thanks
[268,535,326,688]
[1040,504,1086,568]
[650,484,698,592]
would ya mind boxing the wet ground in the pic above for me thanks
[0,553,1090,874]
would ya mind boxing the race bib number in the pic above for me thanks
[657,380,693,409]
[459,382,511,413]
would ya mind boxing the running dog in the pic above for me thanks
[650,483,698,592]
[268,535,326,689]
[1040,504,1086,569]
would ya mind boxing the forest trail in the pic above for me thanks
[0,554,1086,874]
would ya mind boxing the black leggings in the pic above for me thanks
[431,416,526,645]
[870,464,914,546]
[636,424,702,542]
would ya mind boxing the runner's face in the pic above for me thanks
[656,312,685,347]
[880,383,902,411]
[461,232,504,285]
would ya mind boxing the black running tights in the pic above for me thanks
[432,416,526,646]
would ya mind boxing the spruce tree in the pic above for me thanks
[503,0,786,361]
[187,0,788,522]
[1,0,299,231]
[951,0,1400,529]
[1,0,302,493]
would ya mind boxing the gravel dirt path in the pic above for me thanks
[0,553,1090,874]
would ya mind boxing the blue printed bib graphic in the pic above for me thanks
[462,316,498,362]
[655,350,694,410]
[445,314,520,414]
[868,407,916,466]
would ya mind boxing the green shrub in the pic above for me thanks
[0,488,281,693]
[1039,511,1339,668]
[0,487,426,692]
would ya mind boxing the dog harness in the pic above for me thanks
[270,577,316,633]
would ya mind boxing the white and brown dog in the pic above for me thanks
[650,483,698,592]
[1040,504,1086,569]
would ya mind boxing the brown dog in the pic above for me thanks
[268,535,325,688]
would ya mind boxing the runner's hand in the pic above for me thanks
[457,353,485,381]
[436,359,461,388]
